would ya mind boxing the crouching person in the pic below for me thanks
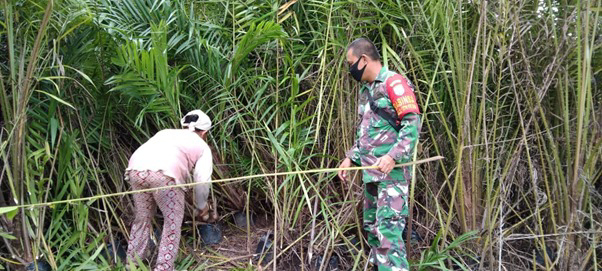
[124,110,215,271]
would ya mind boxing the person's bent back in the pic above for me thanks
[125,110,214,271]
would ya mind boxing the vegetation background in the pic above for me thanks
[0,0,600,270]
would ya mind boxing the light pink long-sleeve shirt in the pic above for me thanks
[126,129,213,209]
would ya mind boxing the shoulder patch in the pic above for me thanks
[385,74,420,118]
[393,84,405,96]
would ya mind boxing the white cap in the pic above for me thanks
[181,110,212,131]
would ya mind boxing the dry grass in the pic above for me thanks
[0,0,600,270]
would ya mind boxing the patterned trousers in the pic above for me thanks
[364,181,409,271]
[125,170,185,271]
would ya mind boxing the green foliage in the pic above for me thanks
[0,0,600,270]
[414,230,478,271]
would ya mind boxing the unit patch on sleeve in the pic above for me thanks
[385,74,420,118]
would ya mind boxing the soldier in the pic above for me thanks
[337,38,421,271]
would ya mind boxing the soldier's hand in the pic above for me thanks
[338,158,352,181]
[374,155,395,174]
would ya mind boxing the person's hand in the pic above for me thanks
[194,205,210,221]
[338,158,352,181]
[194,201,219,223]
[374,155,395,174]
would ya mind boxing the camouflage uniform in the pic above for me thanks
[346,67,421,271]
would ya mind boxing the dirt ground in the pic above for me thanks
[178,212,275,271]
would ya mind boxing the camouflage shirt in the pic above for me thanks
[346,67,421,183]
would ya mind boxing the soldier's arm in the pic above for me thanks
[386,113,420,163]
[345,140,361,166]
[385,73,421,163]
[346,93,365,166]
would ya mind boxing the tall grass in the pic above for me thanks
[0,0,600,270]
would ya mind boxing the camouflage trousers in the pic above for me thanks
[364,181,409,271]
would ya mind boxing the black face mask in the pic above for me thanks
[349,56,366,82]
